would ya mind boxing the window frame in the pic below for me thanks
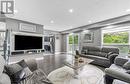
[102,31,129,45]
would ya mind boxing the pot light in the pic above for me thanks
[50,20,54,23]
[126,9,130,12]
[69,9,74,13]
[88,20,92,23]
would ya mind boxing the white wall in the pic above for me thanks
[55,34,61,52]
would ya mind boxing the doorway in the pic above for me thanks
[67,33,79,54]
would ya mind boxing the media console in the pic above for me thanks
[11,49,44,55]
[10,31,44,55]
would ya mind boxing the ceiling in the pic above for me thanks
[9,0,130,31]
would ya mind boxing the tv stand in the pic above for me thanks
[11,49,44,55]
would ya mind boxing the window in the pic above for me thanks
[103,31,129,44]
[69,35,78,44]
[102,26,130,53]
[67,34,79,54]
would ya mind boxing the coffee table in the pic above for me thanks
[64,57,93,78]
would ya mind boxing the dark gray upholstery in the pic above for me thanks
[79,46,119,67]
[114,57,128,67]
[104,57,130,84]
[24,59,38,72]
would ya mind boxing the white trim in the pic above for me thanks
[12,31,43,37]
[19,23,36,32]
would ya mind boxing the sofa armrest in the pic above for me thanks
[0,73,11,84]
[108,54,118,64]
[105,68,130,83]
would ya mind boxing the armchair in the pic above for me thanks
[104,57,130,84]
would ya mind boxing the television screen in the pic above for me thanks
[15,35,42,50]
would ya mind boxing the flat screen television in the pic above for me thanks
[15,35,42,50]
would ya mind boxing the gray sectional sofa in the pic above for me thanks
[105,57,130,84]
[78,46,119,67]
[0,55,51,84]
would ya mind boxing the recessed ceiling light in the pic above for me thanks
[14,10,18,13]
[88,20,92,23]
[126,9,130,12]
[50,20,54,23]
[69,9,74,13]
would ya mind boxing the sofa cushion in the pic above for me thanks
[113,79,129,84]
[99,52,108,57]
[105,52,113,58]
[17,60,28,68]
[123,61,130,70]
[109,64,126,72]
[87,51,101,56]
[5,63,23,75]
[5,63,25,83]
[5,60,33,83]
[114,57,128,67]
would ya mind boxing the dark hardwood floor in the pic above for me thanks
[10,53,105,75]
[36,53,105,75]
[37,53,73,75]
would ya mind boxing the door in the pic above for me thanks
[67,33,79,54]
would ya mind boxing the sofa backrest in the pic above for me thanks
[81,46,101,56]
[101,47,119,54]
[81,46,119,56]
[82,46,101,51]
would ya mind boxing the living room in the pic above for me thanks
[0,0,130,84]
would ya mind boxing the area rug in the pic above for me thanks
[47,64,104,84]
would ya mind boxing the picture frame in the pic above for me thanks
[83,32,94,43]
[19,23,36,32]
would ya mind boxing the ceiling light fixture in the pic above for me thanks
[50,20,54,23]
[69,9,74,13]
[126,9,130,12]
[88,20,92,23]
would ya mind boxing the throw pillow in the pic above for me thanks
[5,63,23,75]
[114,57,128,67]
[5,60,33,83]
[22,67,32,77]
[17,60,28,68]
[4,63,25,83]
[18,60,32,77]
[123,61,130,70]
[105,52,113,58]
